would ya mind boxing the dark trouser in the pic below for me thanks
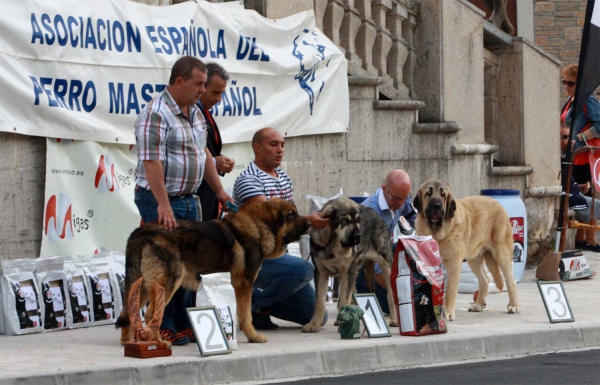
[253,254,327,326]
[134,188,198,331]
[355,269,390,315]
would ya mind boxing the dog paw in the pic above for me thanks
[248,334,268,343]
[333,320,339,327]
[302,323,321,333]
[388,318,399,327]
[507,304,521,314]
[447,311,456,321]
[468,303,485,312]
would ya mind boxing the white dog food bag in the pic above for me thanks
[0,259,44,335]
[36,257,68,332]
[64,255,93,328]
[84,256,117,325]
[104,251,126,319]
[196,273,238,350]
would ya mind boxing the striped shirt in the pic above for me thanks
[134,88,207,196]
[233,161,294,206]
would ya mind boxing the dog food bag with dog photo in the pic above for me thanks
[84,256,116,325]
[36,257,68,332]
[0,259,44,335]
[391,235,447,336]
[64,255,93,328]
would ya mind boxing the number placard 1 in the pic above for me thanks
[537,281,575,323]
[186,306,232,356]
[352,294,391,338]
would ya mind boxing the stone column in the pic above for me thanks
[386,2,409,97]
[321,0,345,48]
[339,0,363,74]
[371,0,393,79]
[354,0,377,74]
[402,12,417,99]
[314,0,328,31]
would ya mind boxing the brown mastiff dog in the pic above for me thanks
[115,199,310,346]
[413,180,520,321]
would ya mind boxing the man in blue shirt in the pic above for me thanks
[356,170,416,314]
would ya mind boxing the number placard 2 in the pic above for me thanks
[537,281,575,323]
[186,306,232,356]
[352,294,391,338]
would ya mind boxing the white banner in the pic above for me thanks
[0,0,349,144]
[40,138,255,257]
[41,139,141,257]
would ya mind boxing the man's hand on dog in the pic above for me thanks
[157,204,178,230]
[216,190,235,211]
[305,212,329,230]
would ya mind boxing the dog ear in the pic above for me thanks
[322,204,338,228]
[321,203,335,218]
[412,191,422,212]
[446,193,456,219]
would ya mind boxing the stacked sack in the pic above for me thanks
[0,251,125,335]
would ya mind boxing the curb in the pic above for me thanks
[2,324,599,385]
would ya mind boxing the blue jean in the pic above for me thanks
[253,254,327,326]
[134,188,198,331]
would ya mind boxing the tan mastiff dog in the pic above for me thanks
[413,180,521,321]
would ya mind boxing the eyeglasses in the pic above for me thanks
[561,79,576,87]
[562,135,569,140]
[386,190,410,203]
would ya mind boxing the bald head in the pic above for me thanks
[252,128,278,146]
[385,170,410,187]
[252,128,285,173]
[382,170,411,211]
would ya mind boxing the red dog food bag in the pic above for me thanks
[391,235,447,336]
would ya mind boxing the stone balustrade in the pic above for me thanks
[315,0,417,100]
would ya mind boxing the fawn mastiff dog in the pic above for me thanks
[115,199,311,346]
[413,180,521,321]
[302,197,399,332]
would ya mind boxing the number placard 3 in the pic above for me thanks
[537,281,575,323]
[186,306,232,356]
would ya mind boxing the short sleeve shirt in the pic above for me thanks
[134,88,207,196]
[232,162,293,206]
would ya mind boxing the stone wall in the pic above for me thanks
[0,134,47,260]
[534,0,600,101]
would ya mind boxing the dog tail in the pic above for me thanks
[484,253,505,292]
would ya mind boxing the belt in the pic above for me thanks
[135,185,194,199]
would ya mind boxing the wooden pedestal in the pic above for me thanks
[124,341,172,359]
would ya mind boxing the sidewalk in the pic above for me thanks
[1,253,599,385]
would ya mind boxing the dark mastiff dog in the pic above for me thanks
[413,179,520,321]
[115,199,310,346]
[302,197,399,332]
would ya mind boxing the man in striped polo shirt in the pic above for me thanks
[134,56,233,345]
[233,128,329,330]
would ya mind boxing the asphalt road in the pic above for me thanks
[274,349,600,385]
